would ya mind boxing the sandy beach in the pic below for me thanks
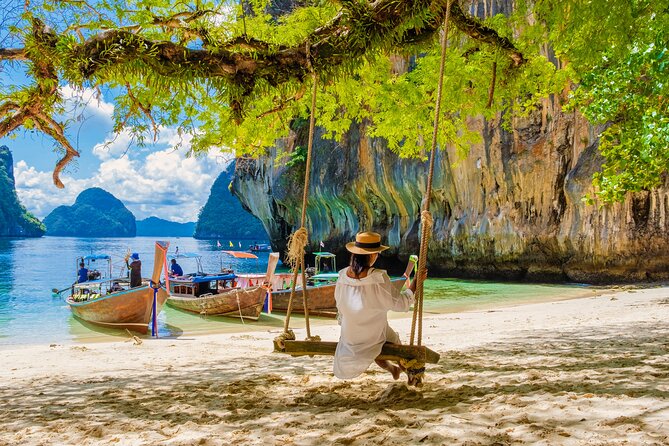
[1,286,668,445]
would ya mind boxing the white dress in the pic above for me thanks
[333,267,414,379]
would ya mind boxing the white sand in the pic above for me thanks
[1,287,668,445]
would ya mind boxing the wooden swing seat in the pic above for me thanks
[280,340,440,364]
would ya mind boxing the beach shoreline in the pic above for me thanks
[2,279,610,349]
[1,286,668,445]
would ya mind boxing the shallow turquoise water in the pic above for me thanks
[0,237,594,346]
[0,236,278,345]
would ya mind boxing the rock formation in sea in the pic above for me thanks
[0,146,45,237]
[44,188,136,237]
[231,100,669,284]
[136,217,195,237]
[194,163,267,240]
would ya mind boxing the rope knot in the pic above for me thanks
[273,329,296,352]
[420,210,433,233]
[400,358,426,387]
[286,226,308,270]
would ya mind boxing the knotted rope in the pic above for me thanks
[274,66,319,350]
[410,3,451,354]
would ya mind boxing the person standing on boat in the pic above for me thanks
[125,253,142,288]
[170,258,183,277]
[77,262,89,283]
[333,232,420,380]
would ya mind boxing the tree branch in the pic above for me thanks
[0,48,27,60]
[124,82,158,141]
[0,0,527,186]
[33,112,80,188]
[255,85,307,119]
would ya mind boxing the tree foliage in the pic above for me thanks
[0,0,667,202]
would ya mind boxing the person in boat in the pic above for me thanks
[170,259,184,277]
[125,252,142,288]
[333,231,420,381]
[218,279,230,293]
[110,281,123,292]
[77,262,89,283]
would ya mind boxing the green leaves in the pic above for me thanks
[560,0,669,202]
[2,0,668,200]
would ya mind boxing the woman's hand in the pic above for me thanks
[408,268,428,293]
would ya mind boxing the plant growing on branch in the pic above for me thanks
[0,0,666,203]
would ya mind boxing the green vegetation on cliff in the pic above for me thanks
[44,188,136,237]
[136,217,195,237]
[195,164,266,240]
[0,1,666,201]
[0,146,45,237]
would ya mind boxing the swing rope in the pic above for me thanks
[275,9,451,385]
[403,1,451,384]
[275,43,320,349]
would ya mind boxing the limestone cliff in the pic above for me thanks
[136,217,195,237]
[231,0,669,283]
[194,163,267,240]
[0,146,45,237]
[44,188,136,237]
[231,102,669,283]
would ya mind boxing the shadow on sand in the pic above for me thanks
[2,321,668,445]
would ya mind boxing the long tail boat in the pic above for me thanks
[270,276,407,318]
[67,241,170,334]
[167,253,279,320]
[271,255,416,318]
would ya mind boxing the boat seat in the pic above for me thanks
[277,340,440,364]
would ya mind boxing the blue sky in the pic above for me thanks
[1,66,233,223]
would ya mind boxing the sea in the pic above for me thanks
[0,236,595,346]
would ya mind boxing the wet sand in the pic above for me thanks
[1,286,668,445]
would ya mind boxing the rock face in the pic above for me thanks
[194,163,267,240]
[44,188,136,237]
[0,146,45,237]
[231,100,669,283]
[136,217,195,237]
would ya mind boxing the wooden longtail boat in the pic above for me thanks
[167,253,279,320]
[167,285,268,319]
[271,276,407,318]
[67,241,170,334]
[236,272,301,291]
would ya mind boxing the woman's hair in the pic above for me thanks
[350,253,372,278]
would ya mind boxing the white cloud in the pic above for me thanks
[14,160,89,218]
[92,129,134,161]
[14,136,233,224]
[60,85,115,123]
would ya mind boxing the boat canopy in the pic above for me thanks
[73,277,126,287]
[82,254,111,261]
[313,252,336,258]
[174,273,237,283]
[223,250,258,259]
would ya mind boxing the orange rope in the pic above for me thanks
[281,71,318,339]
[410,2,451,347]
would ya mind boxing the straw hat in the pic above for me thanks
[345,231,389,255]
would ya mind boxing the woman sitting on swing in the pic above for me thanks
[334,231,420,380]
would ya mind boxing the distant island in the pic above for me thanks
[136,217,195,237]
[194,163,267,240]
[44,187,136,237]
[0,146,45,237]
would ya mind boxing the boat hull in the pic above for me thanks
[67,286,169,334]
[270,278,406,318]
[167,286,267,320]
